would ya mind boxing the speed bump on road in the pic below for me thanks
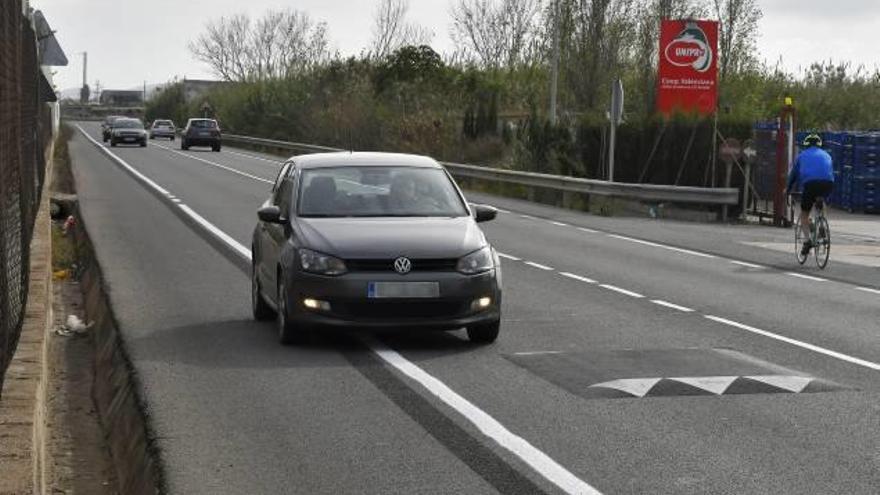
[505,348,846,400]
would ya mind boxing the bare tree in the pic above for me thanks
[450,0,544,69]
[370,0,433,59]
[190,9,333,81]
[712,0,762,79]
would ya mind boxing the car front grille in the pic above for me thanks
[346,258,458,273]
[331,300,469,320]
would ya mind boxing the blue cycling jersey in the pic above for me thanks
[788,147,834,190]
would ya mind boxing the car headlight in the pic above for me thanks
[298,248,347,276]
[457,246,494,275]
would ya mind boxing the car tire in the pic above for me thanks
[149,135,154,140]
[181,139,188,151]
[110,140,117,147]
[252,261,275,321]
[140,140,147,147]
[170,136,175,141]
[212,143,221,152]
[466,321,500,344]
[277,277,307,345]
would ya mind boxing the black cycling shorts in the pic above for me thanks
[802,180,833,211]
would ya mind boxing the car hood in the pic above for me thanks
[297,217,486,259]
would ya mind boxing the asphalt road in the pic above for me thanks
[69,122,880,494]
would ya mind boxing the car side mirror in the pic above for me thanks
[258,205,284,224]
[472,204,498,223]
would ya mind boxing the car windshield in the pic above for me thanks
[190,120,217,129]
[115,120,143,129]
[154,120,173,127]
[297,166,468,218]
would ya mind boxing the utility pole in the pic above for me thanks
[79,52,89,104]
[549,0,560,125]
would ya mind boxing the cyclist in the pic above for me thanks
[787,133,834,256]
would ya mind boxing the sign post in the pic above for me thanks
[608,78,624,182]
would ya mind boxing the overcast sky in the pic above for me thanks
[38,0,880,92]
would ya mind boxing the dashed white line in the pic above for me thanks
[513,351,564,356]
[704,315,880,372]
[549,221,568,227]
[599,284,644,298]
[577,227,598,234]
[153,143,274,184]
[650,300,695,313]
[81,124,602,495]
[524,261,554,271]
[497,252,521,261]
[786,272,827,282]
[856,287,880,295]
[729,260,765,269]
[559,272,597,284]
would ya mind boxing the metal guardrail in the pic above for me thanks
[223,134,740,206]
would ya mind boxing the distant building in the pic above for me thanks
[182,79,232,103]
[100,90,143,106]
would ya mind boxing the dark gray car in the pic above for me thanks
[251,152,502,345]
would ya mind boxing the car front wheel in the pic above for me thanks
[466,321,500,344]
[277,277,307,345]
[252,261,275,321]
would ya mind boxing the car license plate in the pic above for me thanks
[124,137,135,142]
[199,131,210,137]
[368,282,439,299]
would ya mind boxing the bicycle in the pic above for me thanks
[792,194,831,269]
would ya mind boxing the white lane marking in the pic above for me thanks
[80,128,601,495]
[152,143,274,184]
[650,300,695,313]
[588,378,660,398]
[367,338,601,495]
[76,126,171,195]
[704,315,880,372]
[513,351,564,356]
[577,227,598,234]
[559,272,597,284]
[607,234,716,259]
[729,260,765,269]
[485,205,510,213]
[524,261,554,271]
[519,214,535,219]
[856,287,880,295]
[550,221,568,227]
[497,252,521,261]
[225,149,283,164]
[598,284,644,298]
[786,272,827,282]
[745,375,813,393]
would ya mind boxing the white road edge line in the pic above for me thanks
[497,252,521,261]
[786,272,827,282]
[224,149,283,164]
[704,315,880,372]
[559,272,597,284]
[650,300,695,313]
[519,214,535,219]
[606,234,716,259]
[729,260,765,269]
[856,287,880,295]
[152,143,274,184]
[513,351,564,356]
[599,284,644,298]
[78,124,602,495]
[524,261,554,271]
[367,338,601,495]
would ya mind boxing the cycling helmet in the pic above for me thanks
[803,133,822,148]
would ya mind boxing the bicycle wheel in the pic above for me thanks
[794,222,808,265]
[814,216,830,269]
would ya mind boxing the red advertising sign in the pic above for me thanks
[657,19,718,116]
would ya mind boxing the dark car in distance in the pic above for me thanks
[149,119,176,140]
[251,152,502,345]
[180,118,221,151]
[101,115,125,142]
[109,118,148,147]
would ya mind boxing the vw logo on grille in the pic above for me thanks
[393,257,412,274]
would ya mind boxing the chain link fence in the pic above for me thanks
[0,0,52,393]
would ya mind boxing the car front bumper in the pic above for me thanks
[284,269,501,330]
